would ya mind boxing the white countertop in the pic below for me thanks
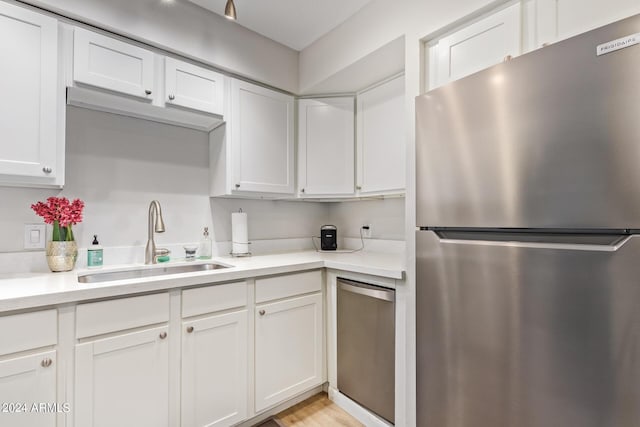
[0,250,405,312]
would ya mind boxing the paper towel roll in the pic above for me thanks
[231,211,249,254]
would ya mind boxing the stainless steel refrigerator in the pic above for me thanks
[416,14,640,427]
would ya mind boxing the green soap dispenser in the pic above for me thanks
[87,235,103,268]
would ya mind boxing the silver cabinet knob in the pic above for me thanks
[301,188,305,193]
[259,310,266,316]
[42,166,52,174]
[503,55,513,62]
[145,89,152,95]
[168,94,175,100]
[41,358,53,368]
[159,331,167,339]
[356,185,362,190]
[186,326,194,333]
[235,184,240,189]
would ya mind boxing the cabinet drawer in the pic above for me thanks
[255,270,322,304]
[0,309,57,356]
[76,293,169,339]
[182,282,247,318]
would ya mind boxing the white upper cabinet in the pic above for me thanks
[231,80,294,195]
[165,57,225,115]
[356,75,406,196]
[73,27,155,101]
[427,3,522,89]
[211,79,295,197]
[298,97,355,197]
[0,2,62,187]
[534,0,640,46]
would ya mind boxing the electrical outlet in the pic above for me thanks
[362,224,372,238]
[24,224,46,250]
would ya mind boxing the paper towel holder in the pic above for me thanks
[230,208,252,257]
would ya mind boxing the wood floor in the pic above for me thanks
[273,393,364,427]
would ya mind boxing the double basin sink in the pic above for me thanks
[78,262,230,284]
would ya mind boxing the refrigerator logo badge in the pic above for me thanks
[597,33,639,56]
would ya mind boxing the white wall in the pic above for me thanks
[0,107,329,253]
[20,0,299,92]
[298,0,497,92]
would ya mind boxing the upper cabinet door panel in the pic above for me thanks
[431,3,521,88]
[357,75,405,195]
[73,28,155,100]
[0,2,58,180]
[298,97,354,196]
[231,79,294,194]
[165,57,225,115]
[536,0,640,44]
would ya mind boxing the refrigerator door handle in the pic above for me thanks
[437,234,633,252]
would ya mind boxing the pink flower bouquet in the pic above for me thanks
[31,197,85,241]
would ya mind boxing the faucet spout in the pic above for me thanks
[145,200,168,264]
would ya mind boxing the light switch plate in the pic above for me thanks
[24,224,46,250]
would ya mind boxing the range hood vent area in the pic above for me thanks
[66,87,225,132]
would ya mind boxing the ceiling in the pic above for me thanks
[187,0,373,51]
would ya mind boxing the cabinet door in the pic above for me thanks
[298,98,354,197]
[428,3,521,89]
[230,79,295,194]
[0,350,56,427]
[73,28,155,100]
[255,293,323,412]
[75,326,169,427]
[356,75,405,195]
[535,0,640,45]
[0,3,58,181]
[165,57,225,115]
[182,310,247,427]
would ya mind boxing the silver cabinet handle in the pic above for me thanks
[159,331,167,339]
[42,167,52,174]
[186,326,194,333]
[235,184,240,189]
[145,89,152,95]
[41,358,53,368]
[259,310,266,316]
[168,94,175,100]
[301,188,305,193]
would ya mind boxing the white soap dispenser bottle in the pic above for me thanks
[198,227,212,259]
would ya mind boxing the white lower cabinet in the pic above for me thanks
[255,292,324,412]
[0,350,57,427]
[74,326,170,427]
[181,310,248,427]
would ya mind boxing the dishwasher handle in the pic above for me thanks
[338,280,395,302]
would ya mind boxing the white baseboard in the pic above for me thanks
[328,387,393,427]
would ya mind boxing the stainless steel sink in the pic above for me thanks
[78,263,230,284]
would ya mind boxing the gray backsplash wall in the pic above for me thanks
[0,107,404,254]
[327,198,405,240]
[0,107,329,253]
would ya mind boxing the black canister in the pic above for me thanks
[320,225,337,251]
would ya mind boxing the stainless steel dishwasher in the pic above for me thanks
[337,278,395,424]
